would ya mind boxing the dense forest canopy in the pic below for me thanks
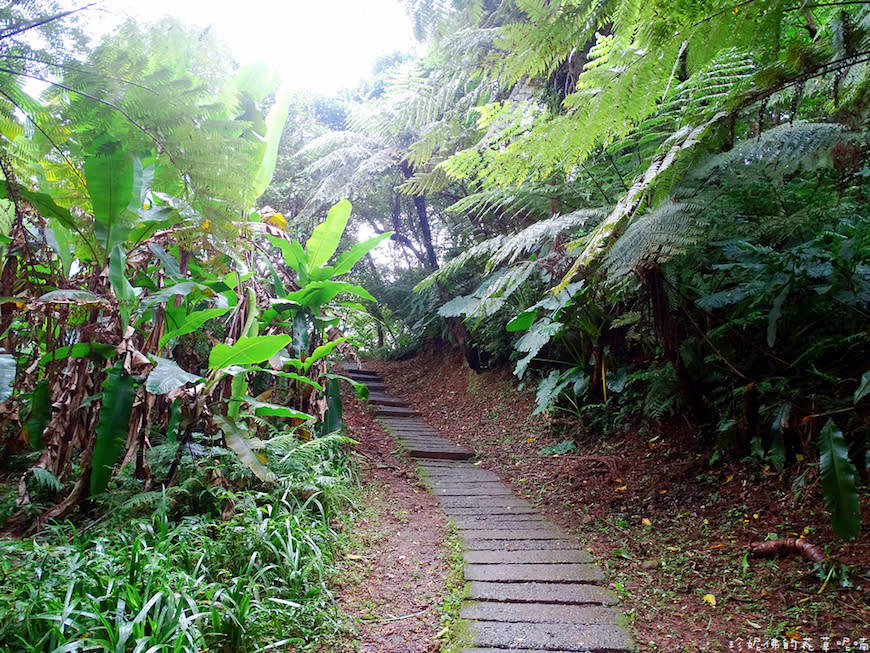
[292,0,868,539]
[0,0,866,650]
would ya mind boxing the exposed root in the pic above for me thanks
[749,537,826,564]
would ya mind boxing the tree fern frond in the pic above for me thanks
[556,112,726,292]
[438,260,537,322]
[602,199,702,280]
[445,185,553,226]
[414,233,506,291]
[397,166,451,195]
[488,209,603,271]
[690,121,848,185]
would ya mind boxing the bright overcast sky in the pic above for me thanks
[89,0,418,93]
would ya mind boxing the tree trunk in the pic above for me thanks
[399,161,438,270]
[398,160,481,369]
[642,265,709,425]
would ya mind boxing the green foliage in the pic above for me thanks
[818,420,862,540]
[90,362,136,497]
[538,439,577,456]
[0,436,353,651]
[214,415,277,484]
[209,335,293,371]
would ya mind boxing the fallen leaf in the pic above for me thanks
[702,593,716,606]
[344,553,364,561]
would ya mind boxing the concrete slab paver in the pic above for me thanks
[464,549,592,564]
[460,601,619,624]
[469,621,633,652]
[469,581,618,605]
[464,562,606,583]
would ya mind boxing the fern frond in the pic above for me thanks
[398,166,451,196]
[602,199,702,280]
[488,209,602,270]
[445,185,553,226]
[439,261,537,322]
[555,112,726,291]
[689,121,847,185]
[414,233,506,291]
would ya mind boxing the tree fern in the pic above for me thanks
[438,260,537,322]
[415,209,600,291]
[602,199,702,280]
[556,113,725,291]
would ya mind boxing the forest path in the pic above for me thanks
[342,365,634,653]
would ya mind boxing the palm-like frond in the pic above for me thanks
[602,199,702,280]
[415,208,602,291]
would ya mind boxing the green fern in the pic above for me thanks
[602,199,702,280]
[30,466,63,493]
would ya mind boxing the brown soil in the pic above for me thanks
[325,385,453,653]
[353,346,869,653]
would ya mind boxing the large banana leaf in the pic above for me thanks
[158,308,231,350]
[252,82,295,199]
[305,200,352,270]
[0,353,15,402]
[332,231,392,276]
[23,379,50,448]
[856,371,870,403]
[108,244,136,326]
[84,138,136,258]
[91,362,136,496]
[208,335,292,370]
[818,419,862,540]
[146,357,201,395]
[321,377,343,436]
[283,281,375,310]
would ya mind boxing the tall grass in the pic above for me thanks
[0,432,354,652]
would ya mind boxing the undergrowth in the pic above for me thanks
[0,432,354,652]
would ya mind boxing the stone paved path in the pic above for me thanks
[343,366,634,653]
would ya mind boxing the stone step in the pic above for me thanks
[458,527,567,541]
[422,471,503,483]
[434,484,518,496]
[437,496,533,509]
[440,506,540,517]
[409,447,475,461]
[451,518,548,531]
[468,621,633,652]
[345,371,381,381]
[464,563,605,583]
[469,581,617,606]
[367,394,408,407]
[464,549,592,564]
[375,406,419,417]
[462,539,582,551]
[460,601,619,625]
